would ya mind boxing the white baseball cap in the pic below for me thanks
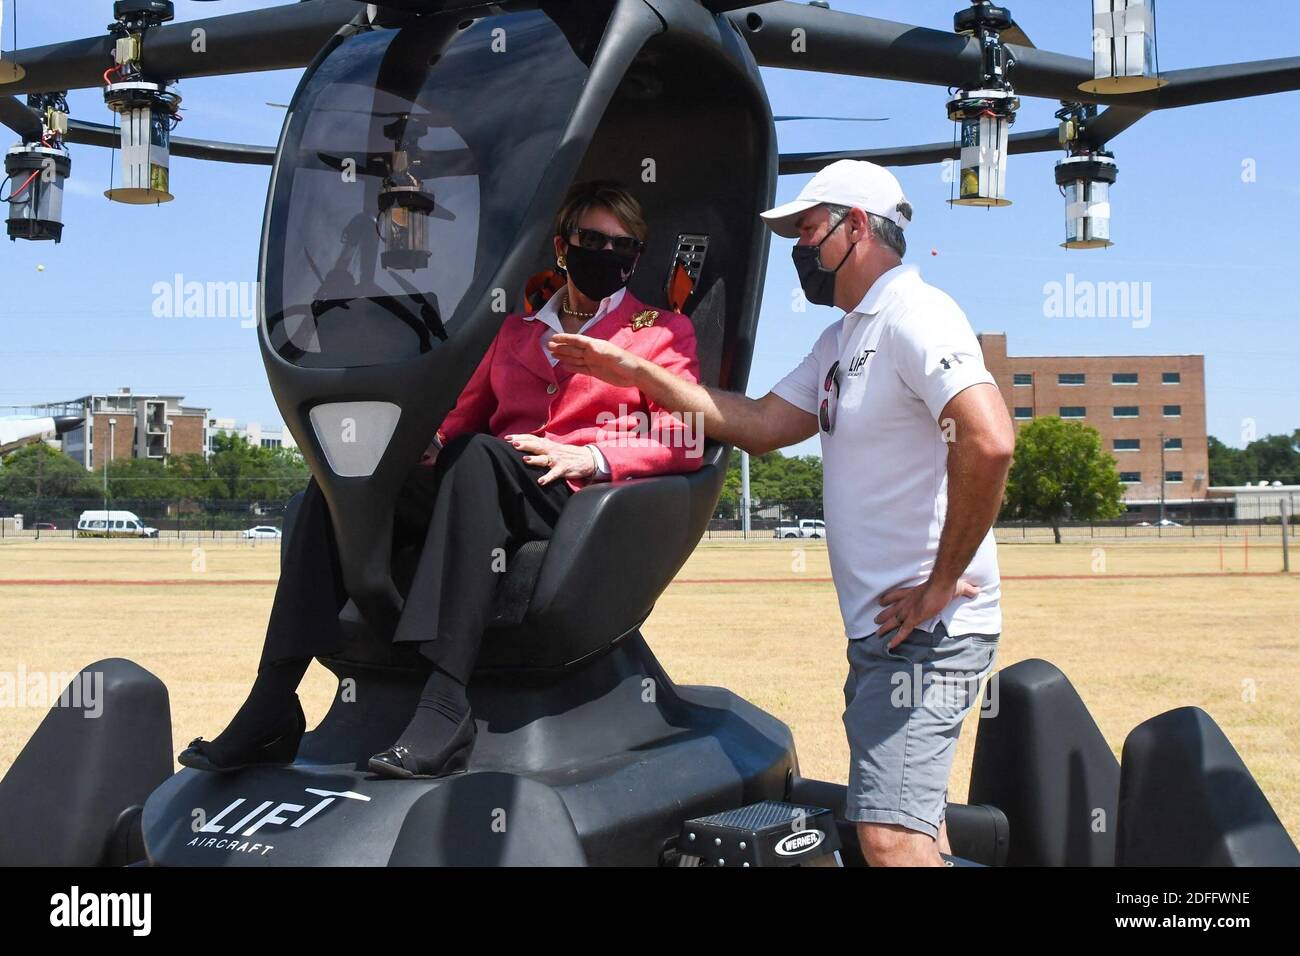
[760,159,912,238]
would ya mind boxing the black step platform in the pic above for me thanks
[678,801,842,867]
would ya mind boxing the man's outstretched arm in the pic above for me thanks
[548,332,817,455]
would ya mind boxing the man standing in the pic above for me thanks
[549,160,1015,866]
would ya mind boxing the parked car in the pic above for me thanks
[243,526,283,540]
[31,522,57,531]
[75,510,159,538]
[774,518,826,539]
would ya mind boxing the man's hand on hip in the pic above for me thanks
[874,578,980,648]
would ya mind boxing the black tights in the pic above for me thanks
[223,433,574,750]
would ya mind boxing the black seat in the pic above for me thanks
[315,163,742,675]
[479,439,726,669]
[318,439,727,675]
[304,44,764,677]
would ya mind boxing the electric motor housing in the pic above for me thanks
[5,145,72,242]
[1055,153,1118,249]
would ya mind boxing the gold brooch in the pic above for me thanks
[630,309,659,331]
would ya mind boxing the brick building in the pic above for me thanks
[207,417,298,452]
[32,389,210,471]
[978,333,1209,505]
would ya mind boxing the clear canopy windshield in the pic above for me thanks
[262,10,597,368]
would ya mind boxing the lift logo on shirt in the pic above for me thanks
[938,352,963,370]
[845,347,876,377]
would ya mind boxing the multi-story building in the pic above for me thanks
[978,333,1209,506]
[207,417,298,453]
[30,389,209,471]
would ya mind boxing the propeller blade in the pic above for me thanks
[1082,105,1150,147]
[1001,20,1035,50]
[64,118,274,166]
[778,126,1059,175]
[1,0,359,95]
[0,94,42,141]
[730,3,1090,103]
[737,4,1300,110]
[774,114,889,122]
[308,145,477,178]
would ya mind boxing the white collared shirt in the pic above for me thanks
[523,286,627,480]
[529,286,626,366]
[772,263,1001,639]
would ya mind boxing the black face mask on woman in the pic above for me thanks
[564,243,637,302]
[791,214,857,307]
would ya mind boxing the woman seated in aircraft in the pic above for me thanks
[180,180,703,779]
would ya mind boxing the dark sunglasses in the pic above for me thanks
[570,227,644,257]
[819,360,841,434]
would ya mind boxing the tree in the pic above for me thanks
[1208,431,1300,486]
[1208,435,1250,486]
[106,457,184,502]
[720,448,823,510]
[1002,416,1125,543]
[0,443,100,499]
[202,432,310,503]
[1245,431,1300,484]
[167,452,228,501]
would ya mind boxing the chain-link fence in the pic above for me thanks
[0,496,299,541]
[4,494,1296,545]
[702,499,1297,542]
[706,499,822,540]
[992,515,1298,544]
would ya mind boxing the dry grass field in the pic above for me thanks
[1,534,1296,840]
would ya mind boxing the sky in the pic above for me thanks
[1,0,1296,459]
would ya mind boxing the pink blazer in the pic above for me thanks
[437,289,704,490]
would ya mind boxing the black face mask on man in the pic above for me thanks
[563,243,637,302]
[791,214,856,307]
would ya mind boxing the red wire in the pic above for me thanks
[7,170,40,201]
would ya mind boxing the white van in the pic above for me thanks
[76,510,159,538]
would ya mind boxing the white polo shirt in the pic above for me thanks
[772,264,1002,640]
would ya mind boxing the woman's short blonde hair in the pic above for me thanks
[554,180,648,243]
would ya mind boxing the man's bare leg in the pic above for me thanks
[937,818,952,857]
[857,822,945,867]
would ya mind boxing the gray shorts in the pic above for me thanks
[841,622,999,839]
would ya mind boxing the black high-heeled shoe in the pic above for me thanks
[368,713,477,780]
[178,693,307,773]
